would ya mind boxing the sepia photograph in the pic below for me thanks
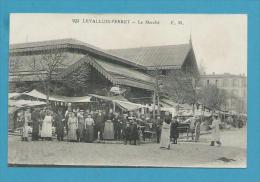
[8,13,247,168]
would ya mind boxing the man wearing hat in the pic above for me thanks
[155,115,163,143]
[170,116,179,144]
[122,113,131,145]
[209,115,222,146]
[31,107,40,141]
[94,110,105,141]
[194,117,201,142]
[22,107,31,141]
[77,110,85,142]
[54,108,64,141]
[129,118,139,145]
[112,113,122,140]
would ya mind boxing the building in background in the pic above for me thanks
[197,73,247,113]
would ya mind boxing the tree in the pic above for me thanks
[197,85,228,111]
[64,62,91,96]
[162,70,197,105]
[9,57,26,92]
[226,92,247,113]
[31,51,67,103]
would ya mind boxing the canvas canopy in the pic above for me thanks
[9,100,47,109]
[22,89,92,103]
[114,100,144,111]
[90,94,147,111]
[89,94,128,102]
[194,109,212,117]
[9,93,23,99]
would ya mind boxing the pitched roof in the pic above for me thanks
[10,38,101,52]
[58,55,155,90]
[107,44,191,69]
[10,38,146,70]
[9,52,85,72]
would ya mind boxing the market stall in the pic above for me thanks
[8,100,47,131]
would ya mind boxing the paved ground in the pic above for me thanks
[8,128,246,168]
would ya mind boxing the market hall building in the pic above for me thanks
[9,38,199,106]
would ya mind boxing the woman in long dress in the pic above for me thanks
[160,117,171,149]
[22,108,31,141]
[77,110,85,142]
[84,114,95,143]
[41,109,53,140]
[103,119,114,140]
[67,112,78,142]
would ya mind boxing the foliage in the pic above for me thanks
[64,62,91,95]
[161,70,197,104]
[30,51,67,103]
[197,85,228,111]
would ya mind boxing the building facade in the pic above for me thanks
[198,73,247,113]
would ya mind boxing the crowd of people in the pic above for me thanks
[16,104,226,149]
[17,104,172,145]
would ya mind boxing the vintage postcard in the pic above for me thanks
[8,13,247,168]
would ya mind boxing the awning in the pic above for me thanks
[90,94,147,111]
[161,107,177,116]
[160,98,179,107]
[8,106,20,114]
[9,100,47,108]
[9,93,23,99]
[179,103,193,110]
[22,89,92,103]
[194,109,212,117]
[89,94,128,102]
[178,109,193,116]
[114,100,144,111]
[110,86,127,95]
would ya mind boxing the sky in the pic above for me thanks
[10,14,247,75]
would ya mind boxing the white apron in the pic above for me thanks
[41,115,53,138]
[103,120,114,140]
[160,122,171,148]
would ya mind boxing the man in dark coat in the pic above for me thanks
[112,113,122,140]
[55,109,64,141]
[121,114,131,144]
[31,108,40,141]
[155,116,163,143]
[94,110,105,141]
[130,120,139,145]
[194,119,201,142]
[171,117,179,144]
